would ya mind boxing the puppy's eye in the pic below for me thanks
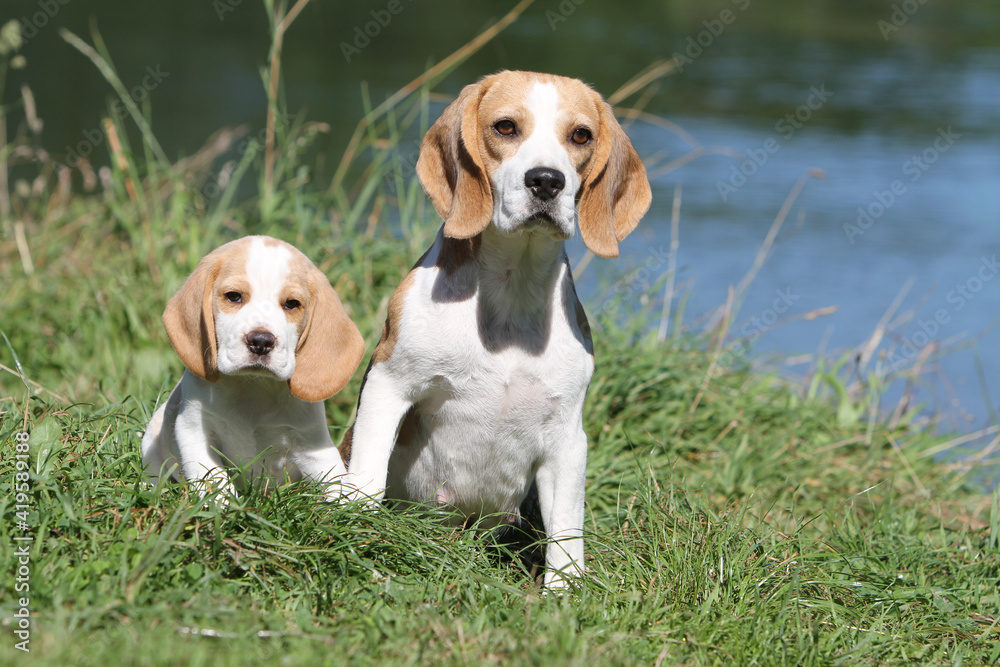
[224,291,243,304]
[570,127,592,145]
[493,120,517,136]
[283,299,301,311]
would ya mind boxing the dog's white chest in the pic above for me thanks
[382,263,593,521]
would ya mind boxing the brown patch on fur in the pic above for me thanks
[338,424,354,465]
[287,257,365,402]
[575,98,652,258]
[417,81,494,239]
[370,267,419,367]
[435,234,482,275]
[163,239,252,382]
[280,246,311,307]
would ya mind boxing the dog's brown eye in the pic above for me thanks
[494,120,517,136]
[571,127,592,145]
[224,291,243,304]
[283,299,301,311]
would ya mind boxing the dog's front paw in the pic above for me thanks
[336,475,384,509]
[318,480,354,504]
[339,489,382,510]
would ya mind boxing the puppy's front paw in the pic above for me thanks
[543,563,584,591]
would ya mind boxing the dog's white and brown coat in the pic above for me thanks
[142,235,365,500]
[341,71,651,586]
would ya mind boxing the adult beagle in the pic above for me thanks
[340,71,652,586]
[142,235,365,501]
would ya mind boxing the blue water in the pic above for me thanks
[578,51,1000,438]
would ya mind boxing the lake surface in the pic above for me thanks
[7,0,1000,437]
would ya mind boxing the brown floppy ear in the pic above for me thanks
[288,268,365,402]
[162,252,222,382]
[577,100,653,258]
[416,78,493,239]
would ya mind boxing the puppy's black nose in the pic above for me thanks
[524,167,565,201]
[245,330,276,356]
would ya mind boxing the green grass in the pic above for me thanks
[2,8,999,666]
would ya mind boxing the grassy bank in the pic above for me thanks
[2,8,999,666]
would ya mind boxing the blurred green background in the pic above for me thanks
[7,0,998,156]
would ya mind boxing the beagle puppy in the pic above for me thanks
[142,235,365,501]
[340,71,652,586]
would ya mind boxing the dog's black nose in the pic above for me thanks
[524,167,565,201]
[245,330,276,356]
